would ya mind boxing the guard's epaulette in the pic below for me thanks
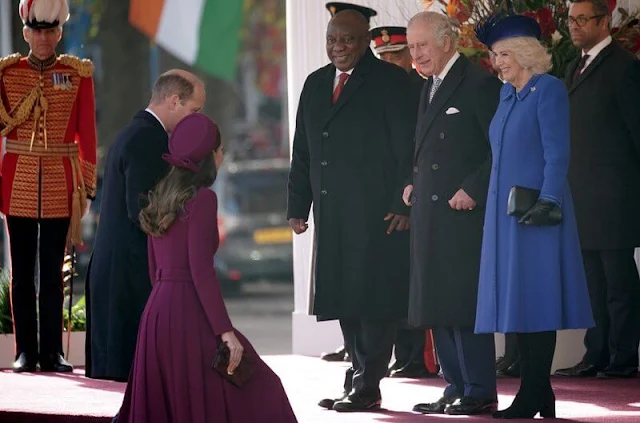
[0,53,21,74]
[58,54,94,78]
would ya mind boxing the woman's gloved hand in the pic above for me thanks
[518,199,561,226]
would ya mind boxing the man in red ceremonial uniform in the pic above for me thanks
[0,0,97,373]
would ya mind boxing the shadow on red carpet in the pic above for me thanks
[1,356,638,422]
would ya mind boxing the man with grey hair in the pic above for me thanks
[403,11,502,415]
[86,69,205,382]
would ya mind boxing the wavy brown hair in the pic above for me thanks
[139,149,219,237]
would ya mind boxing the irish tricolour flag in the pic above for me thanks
[129,0,244,81]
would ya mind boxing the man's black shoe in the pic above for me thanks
[445,397,498,415]
[412,395,459,414]
[12,353,37,373]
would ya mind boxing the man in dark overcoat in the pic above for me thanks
[370,24,432,380]
[85,70,205,381]
[404,12,502,415]
[555,0,640,380]
[287,10,415,412]
[317,0,378,366]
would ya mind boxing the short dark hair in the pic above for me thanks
[571,0,610,17]
[150,72,195,105]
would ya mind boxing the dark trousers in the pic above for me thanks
[394,327,426,367]
[433,327,496,400]
[510,331,556,409]
[6,216,70,360]
[340,318,396,397]
[504,332,519,361]
[582,249,640,369]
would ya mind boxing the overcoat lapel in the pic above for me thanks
[569,43,615,94]
[415,56,467,155]
[322,49,374,126]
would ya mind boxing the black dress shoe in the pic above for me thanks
[389,363,433,379]
[496,360,520,378]
[554,361,601,377]
[596,366,638,379]
[332,392,381,412]
[12,353,37,373]
[413,395,459,414]
[445,397,498,415]
[318,391,349,409]
[496,356,515,373]
[320,346,349,362]
[39,353,73,372]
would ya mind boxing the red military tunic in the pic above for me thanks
[0,53,97,244]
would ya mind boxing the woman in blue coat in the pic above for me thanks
[474,15,594,419]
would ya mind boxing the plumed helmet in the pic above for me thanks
[19,0,70,29]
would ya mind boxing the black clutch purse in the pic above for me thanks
[507,185,562,224]
[211,340,254,387]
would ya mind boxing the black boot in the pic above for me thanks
[493,331,556,419]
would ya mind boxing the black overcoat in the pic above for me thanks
[287,49,416,321]
[564,42,640,250]
[85,110,169,380]
[407,56,502,328]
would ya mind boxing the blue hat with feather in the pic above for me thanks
[475,13,542,49]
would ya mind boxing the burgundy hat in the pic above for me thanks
[162,113,220,173]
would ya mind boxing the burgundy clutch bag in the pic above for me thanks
[211,341,254,387]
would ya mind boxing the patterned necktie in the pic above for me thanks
[572,54,590,85]
[333,73,350,104]
[429,76,442,103]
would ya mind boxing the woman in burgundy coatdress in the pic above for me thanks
[115,113,298,423]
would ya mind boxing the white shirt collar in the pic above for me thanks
[583,35,612,60]
[334,67,354,79]
[145,107,167,132]
[436,52,461,81]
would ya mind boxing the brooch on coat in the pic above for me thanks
[52,73,73,90]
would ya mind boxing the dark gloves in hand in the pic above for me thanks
[518,199,562,226]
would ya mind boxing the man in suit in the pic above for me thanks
[554,0,640,380]
[287,9,415,412]
[370,25,432,380]
[86,70,205,382]
[318,1,377,365]
[404,11,502,415]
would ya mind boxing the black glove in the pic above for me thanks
[518,199,561,226]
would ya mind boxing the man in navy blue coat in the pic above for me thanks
[86,70,205,382]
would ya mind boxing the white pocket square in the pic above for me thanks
[445,107,460,115]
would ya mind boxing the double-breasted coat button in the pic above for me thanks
[439,133,445,139]
[321,190,328,195]
[322,131,329,138]
[432,163,439,170]
[431,194,439,201]
[321,161,328,166]
[413,166,419,174]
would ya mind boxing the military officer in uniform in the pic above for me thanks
[326,2,377,23]
[0,0,97,373]
[370,25,432,379]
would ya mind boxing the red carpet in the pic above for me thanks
[1,356,639,422]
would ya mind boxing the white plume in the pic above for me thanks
[20,0,70,25]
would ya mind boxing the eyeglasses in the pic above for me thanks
[568,14,605,27]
